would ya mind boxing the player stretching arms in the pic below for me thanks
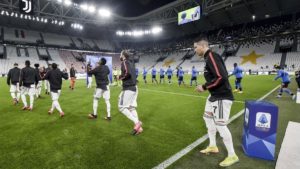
[118,50,143,135]
[143,67,147,84]
[151,66,158,84]
[88,58,111,121]
[229,63,244,94]
[274,65,296,99]
[194,39,238,167]
[166,66,173,84]
[45,63,69,117]
[159,68,165,84]
[178,67,185,86]
[7,63,21,105]
[190,66,198,86]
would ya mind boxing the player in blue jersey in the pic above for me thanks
[143,67,147,84]
[190,66,198,86]
[274,65,295,99]
[159,68,165,84]
[151,66,158,84]
[229,63,244,94]
[166,66,173,84]
[178,67,185,86]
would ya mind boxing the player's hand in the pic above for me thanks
[195,85,204,93]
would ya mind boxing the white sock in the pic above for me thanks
[11,93,16,99]
[129,108,139,121]
[29,95,34,109]
[105,99,111,117]
[21,95,27,107]
[50,102,55,112]
[204,116,217,147]
[17,92,20,101]
[216,125,235,157]
[120,107,139,124]
[54,100,63,113]
[93,99,98,116]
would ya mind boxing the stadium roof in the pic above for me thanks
[0,0,299,40]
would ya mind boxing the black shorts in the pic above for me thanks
[191,77,197,81]
[168,75,172,79]
[282,82,290,88]
[152,75,156,79]
[160,75,165,79]
[178,76,183,81]
[235,78,242,83]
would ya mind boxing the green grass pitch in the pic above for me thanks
[0,75,282,169]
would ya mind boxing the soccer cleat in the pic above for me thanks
[233,89,239,93]
[13,99,18,105]
[135,127,143,135]
[219,155,239,167]
[238,91,243,94]
[200,146,219,155]
[22,106,29,111]
[60,112,65,118]
[276,95,282,98]
[104,116,111,121]
[27,107,33,111]
[48,110,53,115]
[131,122,142,135]
[88,114,97,119]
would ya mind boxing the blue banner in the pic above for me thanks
[86,55,113,84]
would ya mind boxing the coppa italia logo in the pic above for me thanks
[19,0,34,14]
[255,112,271,132]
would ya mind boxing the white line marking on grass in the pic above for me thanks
[140,88,245,104]
[152,85,280,169]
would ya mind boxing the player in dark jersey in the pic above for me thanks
[194,39,238,167]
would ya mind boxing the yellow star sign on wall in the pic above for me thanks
[163,59,175,67]
[240,51,264,65]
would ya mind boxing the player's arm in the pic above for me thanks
[202,53,226,90]
[61,71,69,80]
[7,70,11,85]
[274,71,281,81]
[119,61,131,80]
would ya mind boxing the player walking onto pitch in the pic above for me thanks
[166,66,173,84]
[87,58,111,121]
[274,65,296,99]
[143,67,147,84]
[7,63,21,105]
[151,66,158,84]
[194,39,239,167]
[118,50,143,135]
[159,68,165,84]
[20,60,39,111]
[34,63,42,98]
[190,66,198,86]
[229,63,244,94]
[44,63,69,117]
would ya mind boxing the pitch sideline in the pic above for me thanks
[152,85,281,169]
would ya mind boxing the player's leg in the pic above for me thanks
[214,100,239,167]
[21,87,28,109]
[103,87,111,120]
[28,85,35,110]
[277,84,284,98]
[16,83,21,102]
[51,90,64,117]
[200,98,218,154]
[282,83,295,99]
[89,88,101,119]
[10,85,17,104]
[118,90,141,134]
[237,78,243,93]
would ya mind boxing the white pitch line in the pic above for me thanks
[140,88,245,104]
[152,85,281,169]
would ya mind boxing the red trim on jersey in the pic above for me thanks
[207,52,222,89]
